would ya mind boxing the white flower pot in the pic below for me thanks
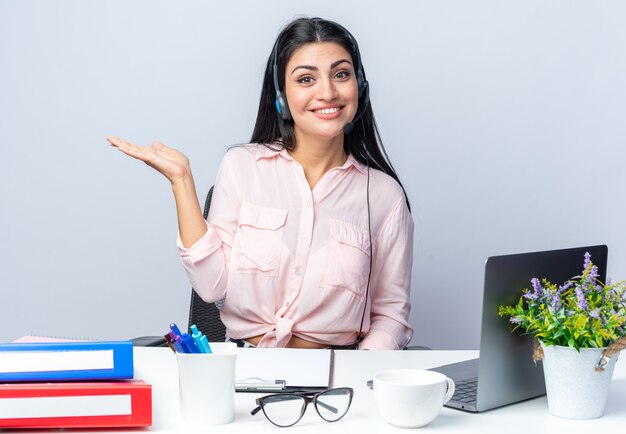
[540,342,619,419]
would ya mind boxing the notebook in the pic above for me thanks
[235,348,333,393]
[430,245,608,412]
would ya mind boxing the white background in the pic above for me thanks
[1,0,624,349]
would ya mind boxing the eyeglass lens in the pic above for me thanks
[261,394,306,427]
[260,388,353,427]
[315,388,352,422]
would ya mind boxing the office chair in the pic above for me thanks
[186,186,227,342]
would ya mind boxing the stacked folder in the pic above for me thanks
[0,340,152,428]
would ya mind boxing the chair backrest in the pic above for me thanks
[187,186,227,342]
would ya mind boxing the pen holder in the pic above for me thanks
[176,342,237,426]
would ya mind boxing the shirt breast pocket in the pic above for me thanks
[320,219,371,300]
[231,202,288,277]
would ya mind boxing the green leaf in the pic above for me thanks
[595,335,603,348]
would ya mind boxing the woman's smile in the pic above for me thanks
[311,105,345,118]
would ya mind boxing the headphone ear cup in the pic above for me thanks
[275,91,292,121]
[357,70,366,98]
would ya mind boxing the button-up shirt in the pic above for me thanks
[177,144,414,349]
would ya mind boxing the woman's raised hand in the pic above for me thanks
[108,136,191,185]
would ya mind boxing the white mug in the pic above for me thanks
[373,369,455,428]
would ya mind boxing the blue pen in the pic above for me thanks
[180,333,200,353]
[190,325,212,354]
[170,323,184,338]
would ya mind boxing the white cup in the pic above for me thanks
[176,342,237,426]
[373,369,455,428]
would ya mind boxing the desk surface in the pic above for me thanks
[12,347,626,433]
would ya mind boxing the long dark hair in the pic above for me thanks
[250,17,410,209]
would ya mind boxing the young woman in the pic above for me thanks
[109,17,413,350]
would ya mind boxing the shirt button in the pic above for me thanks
[294,268,302,276]
[302,232,309,239]
[306,200,313,207]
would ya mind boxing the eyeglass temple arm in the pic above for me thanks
[250,405,262,416]
[316,400,338,413]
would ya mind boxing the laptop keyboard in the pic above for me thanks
[451,377,478,403]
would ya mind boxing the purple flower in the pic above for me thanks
[590,308,600,319]
[524,278,543,301]
[576,287,588,311]
[559,281,574,292]
[523,291,538,301]
[551,293,562,312]
[510,317,521,324]
[584,252,592,270]
[589,266,599,281]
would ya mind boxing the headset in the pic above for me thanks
[270,22,373,349]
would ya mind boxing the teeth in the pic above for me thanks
[315,107,340,115]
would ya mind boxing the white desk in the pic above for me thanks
[135,347,626,433]
[16,347,626,433]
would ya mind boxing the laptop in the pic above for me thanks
[430,245,608,412]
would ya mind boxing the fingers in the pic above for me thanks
[108,135,140,151]
[108,136,164,155]
[107,135,130,148]
[107,135,153,163]
[151,141,166,151]
[108,136,190,183]
[108,135,132,153]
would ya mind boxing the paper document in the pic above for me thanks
[235,348,332,392]
[12,335,87,343]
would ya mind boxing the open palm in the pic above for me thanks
[108,136,191,184]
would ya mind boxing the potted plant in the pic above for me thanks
[498,252,626,419]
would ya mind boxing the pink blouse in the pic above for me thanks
[177,145,414,349]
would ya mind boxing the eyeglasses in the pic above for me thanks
[250,387,354,427]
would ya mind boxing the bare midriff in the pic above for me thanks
[246,333,328,349]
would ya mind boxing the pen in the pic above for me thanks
[235,379,286,391]
[190,324,212,354]
[180,333,200,353]
[163,333,176,353]
[168,323,191,353]
[169,323,184,338]
[168,330,185,353]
